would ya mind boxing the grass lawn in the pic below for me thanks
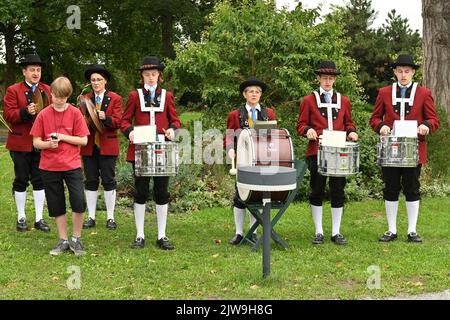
[0,145,448,300]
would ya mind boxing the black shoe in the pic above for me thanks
[379,231,398,242]
[156,237,174,250]
[229,234,243,245]
[251,233,258,243]
[34,219,50,232]
[131,237,145,249]
[16,218,28,232]
[312,233,324,244]
[407,232,422,243]
[83,217,96,229]
[331,233,347,245]
[106,219,117,230]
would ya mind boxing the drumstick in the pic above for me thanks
[229,156,237,175]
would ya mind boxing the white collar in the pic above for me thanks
[144,84,157,92]
[398,82,412,89]
[319,87,333,97]
[245,103,261,113]
[94,90,106,102]
[25,81,38,88]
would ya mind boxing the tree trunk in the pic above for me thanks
[422,0,450,123]
[161,13,175,59]
[2,23,17,87]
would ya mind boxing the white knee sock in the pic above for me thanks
[233,207,245,236]
[156,204,168,240]
[331,207,343,236]
[15,191,27,221]
[33,190,45,222]
[104,190,116,221]
[85,190,98,220]
[406,200,420,234]
[250,211,258,234]
[311,205,323,235]
[385,200,399,234]
[134,203,145,239]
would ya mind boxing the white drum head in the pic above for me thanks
[236,129,254,201]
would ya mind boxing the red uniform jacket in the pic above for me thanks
[225,106,276,153]
[80,91,123,156]
[4,81,51,152]
[369,84,440,164]
[120,87,181,161]
[297,91,356,157]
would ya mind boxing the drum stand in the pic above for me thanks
[236,160,307,278]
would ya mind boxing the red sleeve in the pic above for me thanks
[107,94,123,129]
[72,107,90,137]
[422,90,440,134]
[296,97,311,137]
[343,98,356,133]
[120,91,137,138]
[369,89,386,134]
[30,112,44,138]
[3,86,24,124]
[225,111,240,152]
[267,108,276,120]
[165,92,181,129]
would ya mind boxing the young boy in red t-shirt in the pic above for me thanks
[31,76,90,256]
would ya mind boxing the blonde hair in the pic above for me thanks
[50,76,73,98]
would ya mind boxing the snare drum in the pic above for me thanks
[135,142,179,176]
[318,142,359,177]
[377,136,418,167]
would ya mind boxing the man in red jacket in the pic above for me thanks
[370,54,440,243]
[80,65,123,230]
[226,77,276,245]
[3,53,51,232]
[297,61,358,245]
[121,56,181,250]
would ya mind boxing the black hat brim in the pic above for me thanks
[239,79,267,93]
[315,69,341,75]
[137,65,165,72]
[21,61,44,67]
[390,62,420,69]
[84,67,111,81]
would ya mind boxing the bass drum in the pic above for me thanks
[236,128,294,203]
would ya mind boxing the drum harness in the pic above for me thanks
[391,82,418,120]
[137,88,166,138]
[313,91,341,131]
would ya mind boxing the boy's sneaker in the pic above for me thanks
[49,239,70,256]
[69,238,85,256]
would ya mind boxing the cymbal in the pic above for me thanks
[32,89,44,115]
[80,97,103,133]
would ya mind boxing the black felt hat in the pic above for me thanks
[138,56,165,71]
[21,54,43,67]
[84,65,111,81]
[391,54,420,69]
[239,77,267,94]
[315,60,341,75]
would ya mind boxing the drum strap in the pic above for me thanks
[391,83,417,120]
[313,91,341,130]
[238,105,269,128]
[137,88,166,126]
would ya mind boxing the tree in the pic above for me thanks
[327,1,421,103]
[168,0,363,108]
[0,0,33,87]
[422,0,450,123]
